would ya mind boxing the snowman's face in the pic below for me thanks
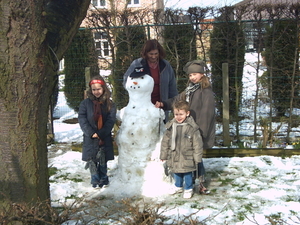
[126,74,154,94]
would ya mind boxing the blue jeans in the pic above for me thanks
[91,162,108,185]
[174,172,193,190]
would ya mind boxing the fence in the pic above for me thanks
[56,3,300,148]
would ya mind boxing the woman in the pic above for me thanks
[78,75,116,188]
[123,39,178,121]
[156,60,215,194]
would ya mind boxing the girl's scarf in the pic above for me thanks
[171,122,187,150]
[185,83,200,102]
[93,100,104,145]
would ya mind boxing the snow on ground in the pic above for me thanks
[48,141,300,224]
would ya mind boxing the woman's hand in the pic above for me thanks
[155,101,164,108]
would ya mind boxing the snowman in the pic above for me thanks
[108,67,172,197]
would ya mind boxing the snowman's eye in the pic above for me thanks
[131,77,133,80]
[141,76,144,79]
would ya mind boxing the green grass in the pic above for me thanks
[56,173,71,180]
[219,178,234,185]
[49,168,83,183]
[69,177,83,182]
[49,166,58,176]
[252,168,260,176]
[261,157,272,165]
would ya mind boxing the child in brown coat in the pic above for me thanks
[160,100,203,199]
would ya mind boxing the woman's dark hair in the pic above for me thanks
[140,39,166,59]
[87,75,113,111]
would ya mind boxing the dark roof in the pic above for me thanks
[234,0,299,7]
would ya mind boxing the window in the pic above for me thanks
[92,0,105,7]
[94,32,110,57]
[128,0,139,6]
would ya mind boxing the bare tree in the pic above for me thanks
[249,4,267,143]
[285,3,300,143]
[210,6,245,142]
[263,3,300,146]
[187,6,214,63]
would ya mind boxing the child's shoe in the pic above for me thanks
[183,189,193,199]
[99,177,109,188]
[169,186,183,195]
[199,182,210,195]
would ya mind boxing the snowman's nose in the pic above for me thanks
[133,81,138,85]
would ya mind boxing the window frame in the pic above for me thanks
[127,0,140,7]
[91,0,106,8]
[94,32,110,58]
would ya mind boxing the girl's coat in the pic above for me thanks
[78,98,116,162]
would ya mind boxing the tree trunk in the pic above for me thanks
[0,0,90,214]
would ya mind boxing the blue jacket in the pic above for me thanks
[78,98,116,162]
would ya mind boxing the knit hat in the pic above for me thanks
[183,60,206,74]
[129,67,148,78]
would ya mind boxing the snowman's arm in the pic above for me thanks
[116,107,126,122]
[159,108,166,120]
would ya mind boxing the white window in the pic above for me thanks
[128,0,140,7]
[92,0,106,7]
[94,32,110,57]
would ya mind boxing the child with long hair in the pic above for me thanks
[78,75,116,188]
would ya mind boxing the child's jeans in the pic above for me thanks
[91,162,108,186]
[173,172,193,190]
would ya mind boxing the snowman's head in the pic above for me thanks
[126,74,154,95]
[126,67,154,95]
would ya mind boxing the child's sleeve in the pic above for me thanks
[78,100,95,137]
[160,130,171,160]
[193,129,203,163]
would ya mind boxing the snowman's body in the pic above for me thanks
[117,74,164,178]
[112,74,171,197]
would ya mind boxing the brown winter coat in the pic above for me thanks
[160,116,203,173]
